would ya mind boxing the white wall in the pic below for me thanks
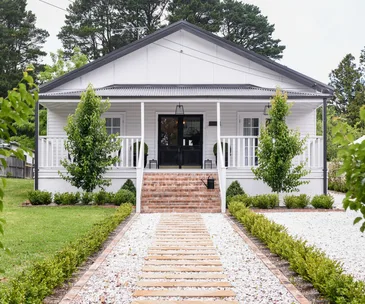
[48,30,314,93]
[45,101,318,167]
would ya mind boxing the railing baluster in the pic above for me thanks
[237,138,241,167]
[232,138,236,167]
[227,138,230,168]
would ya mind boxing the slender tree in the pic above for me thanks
[221,0,285,59]
[0,0,48,97]
[252,90,309,193]
[60,85,121,192]
[329,54,363,120]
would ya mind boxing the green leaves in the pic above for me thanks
[334,107,365,232]
[252,89,309,194]
[60,85,121,192]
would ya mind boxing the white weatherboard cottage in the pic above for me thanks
[37,21,332,213]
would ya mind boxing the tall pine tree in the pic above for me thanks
[221,0,285,59]
[0,0,48,97]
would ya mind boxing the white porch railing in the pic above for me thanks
[220,136,323,169]
[38,136,142,168]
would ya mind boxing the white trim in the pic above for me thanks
[155,111,206,167]
[102,112,126,135]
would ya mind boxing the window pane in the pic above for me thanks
[106,128,111,135]
[253,118,259,127]
[106,118,111,127]
[253,128,259,136]
[113,118,120,127]
[243,128,251,136]
[243,118,251,127]
[113,127,120,135]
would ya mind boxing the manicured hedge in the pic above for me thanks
[284,194,310,209]
[0,203,133,303]
[229,202,365,303]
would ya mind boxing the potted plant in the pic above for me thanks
[133,142,148,168]
[213,142,229,167]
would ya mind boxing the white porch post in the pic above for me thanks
[217,102,226,213]
[136,102,144,213]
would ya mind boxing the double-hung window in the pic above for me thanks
[239,114,261,166]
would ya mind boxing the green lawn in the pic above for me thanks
[0,179,116,282]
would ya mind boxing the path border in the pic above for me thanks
[224,214,310,304]
[60,213,140,304]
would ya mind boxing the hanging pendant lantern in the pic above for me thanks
[175,102,184,115]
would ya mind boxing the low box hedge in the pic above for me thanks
[228,202,365,303]
[0,203,133,303]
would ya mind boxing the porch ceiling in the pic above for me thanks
[40,84,330,100]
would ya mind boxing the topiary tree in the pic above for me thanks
[252,89,309,194]
[333,106,365,232]
[121,179,136,195]
[226,180,245,205]
[60,85,121,192]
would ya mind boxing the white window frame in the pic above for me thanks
[102,112,126,136]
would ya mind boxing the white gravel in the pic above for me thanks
[202,214,298,304]
[72,214,160,304]
[265,199,365,282]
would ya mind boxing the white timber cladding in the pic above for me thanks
[48,30,314,93]
[45,101,318,166]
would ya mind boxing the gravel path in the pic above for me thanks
[72,214,160,304]
[265,204,365,282]
[202,214,298,304]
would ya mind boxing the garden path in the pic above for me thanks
[60,213,301,303]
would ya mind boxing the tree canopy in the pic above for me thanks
[59,0,285,60]
[0,0,48,97]
[252,90,309,193]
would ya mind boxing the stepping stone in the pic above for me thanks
[148,251,217,255]
[136,281,232,287]
[133,290,236,297]
[140,273,227,279]
[144,260,222,265]
[142,266,224,272]
[132,301,239,304]
[145,255,220,260]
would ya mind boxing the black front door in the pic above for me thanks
[158,115,203,168]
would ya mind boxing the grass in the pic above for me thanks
[0,178,116,282]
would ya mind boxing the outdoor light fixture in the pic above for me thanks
[175,102,184,115]
[263,103,271,115]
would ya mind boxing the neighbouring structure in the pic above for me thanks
[37,21,333,213]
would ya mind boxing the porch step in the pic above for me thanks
[141,173,221,213]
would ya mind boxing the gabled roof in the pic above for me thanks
[40,84,330,99]
[40,20,333,94]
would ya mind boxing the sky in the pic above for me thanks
[27,0,365,84]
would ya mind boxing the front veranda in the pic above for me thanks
[37,98,325,213]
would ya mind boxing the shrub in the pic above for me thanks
[328,159,348,193]
[27,190,52,205]
[227,194,250,206]
[0,204,133,303]
[133,141,148,155]
[226,181,245,203]
[284,194,310,209]
[53,192,80,205]
[113,189,135,206]
[311,195,334,209]
[251,194,279,209]
[93,191,114,205]
[228,202,365,303]
[121,179,136,195]
[81,192,93,205]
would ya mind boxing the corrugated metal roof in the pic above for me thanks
[40,84,329,99]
